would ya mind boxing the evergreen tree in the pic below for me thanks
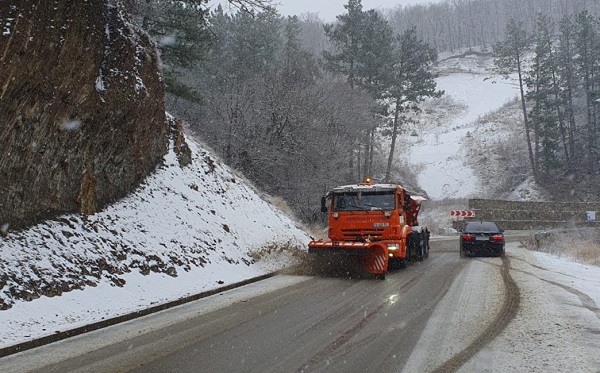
[127,0,277,100]
[382,27,441,182]
[323,0,365,89]
[574,11,600,173]
[323,0,397,181]
[557,15,579,167]
[494,20,536,180]
[526,14,562,176]
[202,7,282,163]
[355,10,395,95]
[128,0,211,100]
[354,10,394,179]
[282,16,318,87]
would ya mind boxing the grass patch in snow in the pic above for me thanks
[528,228,600,266]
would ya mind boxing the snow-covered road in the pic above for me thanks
[403,242,600,372]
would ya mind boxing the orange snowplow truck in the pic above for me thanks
[308,179,430,279]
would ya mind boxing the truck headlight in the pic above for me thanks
[387,243,399,250]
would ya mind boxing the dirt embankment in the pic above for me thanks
[0,0,167,231]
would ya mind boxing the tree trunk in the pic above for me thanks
[385,100,401,182]
[517,58,537,182]
[348,149,355,182]
[368,128,374,177]
[363,127,375,179]
[357,145,362,181]
[552,70,571,168]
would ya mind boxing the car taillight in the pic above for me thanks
[491,234,504,241]
[462,234,474,241]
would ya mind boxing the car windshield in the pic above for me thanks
[464,222,500,233]
[332,191,395,211]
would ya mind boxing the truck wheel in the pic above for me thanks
[422,229,430,259]
[376,273,386,280]
[417,232,426,261]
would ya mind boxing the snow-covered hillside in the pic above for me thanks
[0,133,309,348]
[400,51,527,200]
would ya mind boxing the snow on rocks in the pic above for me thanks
[0,134,309,347]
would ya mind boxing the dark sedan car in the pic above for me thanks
[459,221,505,257]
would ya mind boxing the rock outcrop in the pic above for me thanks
[0,0,167,231]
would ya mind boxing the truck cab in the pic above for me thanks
[309,179,429,278]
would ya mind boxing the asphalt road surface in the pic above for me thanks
[1,236,526,373]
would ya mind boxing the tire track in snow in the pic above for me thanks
[508,258,600,322]
[431,255,521,373]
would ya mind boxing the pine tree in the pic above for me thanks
[526,14,562,176]
[382,27,441,182]
[494,20,536,180]
[557,15,579,168]
[323,0,365,89]
[574,11,600,173]
[323,0,396,181]
[128,0,211,100]
[355,10,395,95]
[355,10,394,179]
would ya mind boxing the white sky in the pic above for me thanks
[212,0,444,22]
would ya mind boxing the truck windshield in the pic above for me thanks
[332,191,395,211]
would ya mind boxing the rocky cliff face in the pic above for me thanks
[0,0,167,231]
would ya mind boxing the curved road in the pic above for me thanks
[1,238,522,373]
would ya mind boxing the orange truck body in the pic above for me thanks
[308,181,429,278]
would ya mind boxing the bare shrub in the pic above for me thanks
[530,228,600,266]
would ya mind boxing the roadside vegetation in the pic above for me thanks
[125,0,600,263]
[123,0,600,228]
[528,228,600,266]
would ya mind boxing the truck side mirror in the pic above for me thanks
[403,193,411,211]
[321,196,328,213]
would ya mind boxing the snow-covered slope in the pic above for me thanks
[0,133,309,347]
[402,51,521,200]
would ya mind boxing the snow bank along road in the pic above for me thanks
[1,238,599,373]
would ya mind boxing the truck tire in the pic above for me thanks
[417,230,427,261]
[424,229,430,259]
[417,238,425,261]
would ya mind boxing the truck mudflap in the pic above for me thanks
[308,241,389,275]
[364,243,388,275]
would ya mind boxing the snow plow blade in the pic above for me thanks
[308,241,369,255]
[308,240,388,276]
